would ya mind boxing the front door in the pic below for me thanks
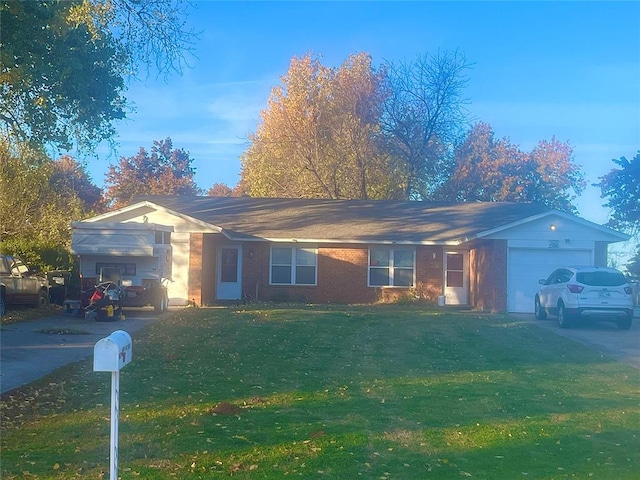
[444,251,468,305]
[216,245,243,300]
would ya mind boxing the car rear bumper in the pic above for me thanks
[566,307,632,319]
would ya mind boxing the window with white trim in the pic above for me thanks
[369,247,415,287]
[270,245,317,285]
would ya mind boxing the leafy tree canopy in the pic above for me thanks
[625,247,640,280]
[597,152,640,236]
[597,152,639,278]
[67,0,197,79]
[51,155,106,214]
[1,0,126,150]
[241,52,397,200]
[0,0,197,151]
[240,51,472,200]
[0,137,87,270]
[104,137,201,208]
[436,123,585,213]
[207,183,235,197]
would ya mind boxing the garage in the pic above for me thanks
[507,248,593,313]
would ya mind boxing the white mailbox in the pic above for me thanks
[94,330,132,372]
[93,330,133,480]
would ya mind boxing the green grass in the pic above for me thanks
[1,305,639,479]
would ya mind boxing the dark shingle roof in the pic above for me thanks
[136,196,552,244]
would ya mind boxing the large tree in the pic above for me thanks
[240,51,471,200]
[625,247,640,279]
[437,123,585,213]
[51,155,105,213]
[104,138,201,207]
[0,137,85,270]
[66,0,197,79]
[241,53,397,199]
[1,1,126,150]
[597,152,640,278]
[380,50,471,199]
[207,183,240,197]
[597,152,640,236]
[0,0,196,151]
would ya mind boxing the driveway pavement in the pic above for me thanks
[514,313,640,369]
[0,309,159,394]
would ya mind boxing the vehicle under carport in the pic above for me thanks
[71,221,173,313]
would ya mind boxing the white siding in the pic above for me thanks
[168,232,191,306]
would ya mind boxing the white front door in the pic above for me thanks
[444,251,469,305]
[216,245,243,300]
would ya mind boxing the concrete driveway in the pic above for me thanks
[515,313,640,369]
[0,309,159,394]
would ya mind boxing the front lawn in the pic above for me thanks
[1,305,638,479]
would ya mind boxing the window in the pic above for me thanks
[0,256,9,274]
[220,248,238,283]
[96,262,137,276]
[446,253,464,288]
[9,257,29,276]
[155,231,171,244]
[576,271,626,286]
[544,269,571,285]
[270,246,317,285]
[369,248,414,287]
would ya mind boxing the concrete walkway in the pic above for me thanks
[0,309,158,394]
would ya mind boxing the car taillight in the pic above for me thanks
[567,284,584,293]
[624,286,633,295]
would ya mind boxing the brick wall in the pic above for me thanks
[250,244,379,303]
[469,240,507,312]
[242,242,270,301]
[241,243,444,304]
[201,234,217,305]
[415,247,443,302]
[188,236,448,305]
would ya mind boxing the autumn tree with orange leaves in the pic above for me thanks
[241,51,472,200]
[51,155,105,213]
[241,53,401,200]
[104,138,201,208]
[437,123,585,213]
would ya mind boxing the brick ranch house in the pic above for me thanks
[74,196,629,313]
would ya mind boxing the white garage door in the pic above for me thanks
[508,249,592,313]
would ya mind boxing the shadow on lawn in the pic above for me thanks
[2,306,638,479]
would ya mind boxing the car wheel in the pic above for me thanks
[37,290,50,308]
[617,315,633,331]
[534,296,547,320]
[0,293,5,317]
[154,293,168,313]
[557,303,572,329]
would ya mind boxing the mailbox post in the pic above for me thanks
[94,330,132,480]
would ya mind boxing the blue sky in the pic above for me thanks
[93,1,639,241]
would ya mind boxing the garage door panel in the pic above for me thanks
[508,249,592,313]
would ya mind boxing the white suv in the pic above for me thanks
[534,266,634,330]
